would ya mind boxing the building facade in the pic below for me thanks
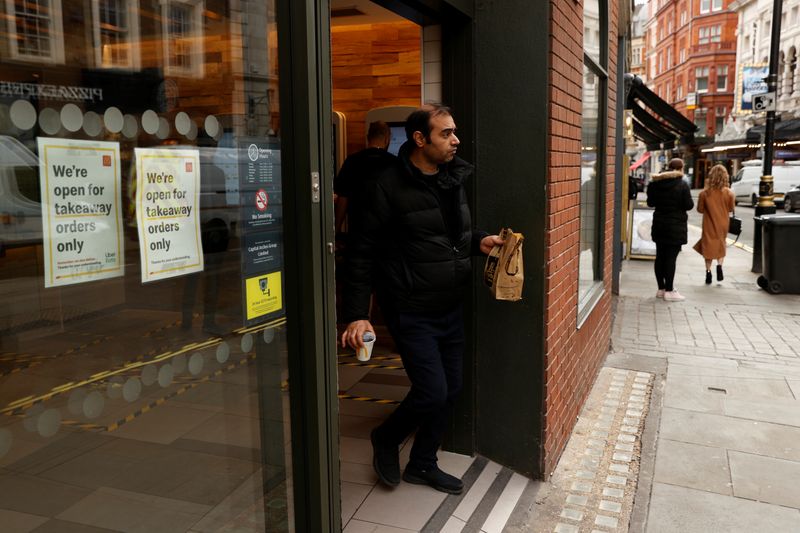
[631,3,649,82]
[699,0,800,166]
[645,0,738,141]
[731,0,800,126]
[0,0,626,530]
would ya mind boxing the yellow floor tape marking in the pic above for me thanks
[337,394,399,405]
[143,318,184,338]
[234,317,287,335]
[61,354,258,434]
[0,361,41,377]
[338,361,404,371]
[2,320,286,416]
[337,353,402,362]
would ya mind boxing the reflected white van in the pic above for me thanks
[0,136,42,251]
[730,160,800,207]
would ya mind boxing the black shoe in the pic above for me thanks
[716,265,724,282]
[402,464,464,494]
[705,271,712,285]
[371,429,400,487]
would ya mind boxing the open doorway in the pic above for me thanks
[328,2,477,530]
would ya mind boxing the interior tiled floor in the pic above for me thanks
[336,333,531,533]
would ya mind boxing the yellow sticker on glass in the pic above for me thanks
[245,271,283,320]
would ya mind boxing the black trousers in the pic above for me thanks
[375,306,464,470]
[654,243,681,291]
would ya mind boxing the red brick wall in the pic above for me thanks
[543,0,618,477]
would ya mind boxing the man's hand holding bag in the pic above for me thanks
[483,228,524,301]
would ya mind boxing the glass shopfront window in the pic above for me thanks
[0,1,294,531]
[579,0,607,311]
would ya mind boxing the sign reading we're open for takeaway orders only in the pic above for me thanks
[135,148,203,283]
[38,138,124,288]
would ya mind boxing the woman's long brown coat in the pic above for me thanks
[693,188,735,260]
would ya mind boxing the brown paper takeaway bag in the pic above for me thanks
[483,228,524,301]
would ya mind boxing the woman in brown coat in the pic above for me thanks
[693,164,735,284]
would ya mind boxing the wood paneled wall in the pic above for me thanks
[331,21,422,157]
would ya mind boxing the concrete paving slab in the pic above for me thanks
[664,354,739,371]
[668,361,797,380]
[739,361,800,379]
[701,376,796,400]
[646,483,800,533]
[788,380,800,399]
[659,407,800,462]
[723,396,800,427]
[652,439,731,495]
[662,378,724,415]
[729,451,800,509]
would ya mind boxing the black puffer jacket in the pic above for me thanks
[341,142,487,322]
[646,170,694,245]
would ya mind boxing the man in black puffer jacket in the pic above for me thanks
[646,158,694,301]
[341,104,502,495]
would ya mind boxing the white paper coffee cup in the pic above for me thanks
[357,332,376,362]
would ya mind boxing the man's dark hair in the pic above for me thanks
[405,103,453,143]
[367,121,390,142]
[668,158,684,171]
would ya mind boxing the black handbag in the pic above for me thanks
[729,214,742,237]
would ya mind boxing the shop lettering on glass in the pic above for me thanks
[1,81,103,102]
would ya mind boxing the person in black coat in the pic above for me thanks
[333,120,398,237]
[646,158,694,301]
[340,104,502,495]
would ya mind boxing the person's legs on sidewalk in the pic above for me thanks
[661,244,685,300]
[654,244,666,297]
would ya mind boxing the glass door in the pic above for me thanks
[0,0,336,530]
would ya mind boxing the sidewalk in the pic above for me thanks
[516,224,800,532]
[614,223,800,532]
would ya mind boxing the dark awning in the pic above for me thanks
[625,74,697,150]
[746,118,800,142]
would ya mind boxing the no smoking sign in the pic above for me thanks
[255,189,269,212]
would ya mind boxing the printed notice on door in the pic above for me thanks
[238,140,285,325]
[38,138,124,288]
[135,148,203,283]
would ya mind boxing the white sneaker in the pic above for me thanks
[664,290,685,301]
[656,289,665,298]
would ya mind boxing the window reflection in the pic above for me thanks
[0,0,293,530]
[580,65,600,300]
[580,0,606,306]
[8,0,65,62]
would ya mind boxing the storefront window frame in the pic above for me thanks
[578,0,608,324]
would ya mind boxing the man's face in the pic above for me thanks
[420,113,459,166]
